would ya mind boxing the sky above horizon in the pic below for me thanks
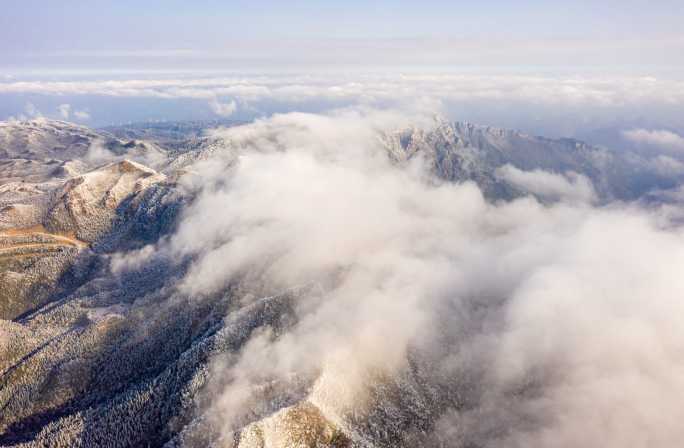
[2,1,684,143]
[3,0,684,73]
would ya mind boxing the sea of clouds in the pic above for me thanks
[2,72,684,140]
[110,108,684,447]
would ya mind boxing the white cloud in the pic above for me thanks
[0,75,683,109]
[57,103,71,119]
[153,110,684,446]
[646,155,684,176]
[23,102,41,118]
[84,139,117,165]
[55,103,89,121]
[623,128,684,151]
[209,98,237,117]
[4,74,684,135]
[495,164,597,204]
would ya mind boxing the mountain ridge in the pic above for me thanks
[1,116,683,447]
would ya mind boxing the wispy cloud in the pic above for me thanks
[209,98,237,117]
[24,102,41,118]
[623,128,684,151]
[57,103,71,119]
[495,164,597,204]
[8,101,43,121]
[55,103,90,121]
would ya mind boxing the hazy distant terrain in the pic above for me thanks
[0,113,683,447]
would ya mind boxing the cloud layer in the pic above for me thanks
[3,74,684,130]
[2,74,683,105]
[139,110,684,447]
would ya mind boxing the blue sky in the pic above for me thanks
[2,0,683,72]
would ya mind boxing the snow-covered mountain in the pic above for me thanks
[1,118,683,447]
[0,119,168,184]
[383,120,682,201]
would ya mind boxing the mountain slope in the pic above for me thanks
[0,119,168,185]
[1,118,683,448]
[0,159,166,321]
[382,120,683,200]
